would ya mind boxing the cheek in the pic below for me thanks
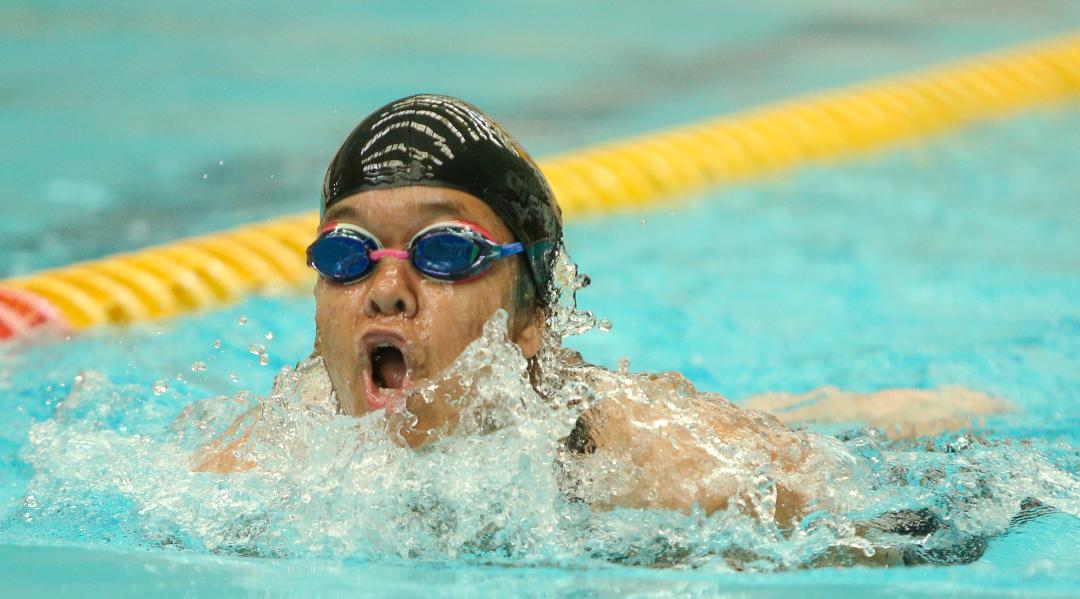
[418,271,516,352]
[314,286,361,360]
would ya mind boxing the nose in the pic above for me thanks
[363,258,419,318]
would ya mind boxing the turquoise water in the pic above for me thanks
[4,0,1080,275]
[2,107,1078,596]
[3,2,1080,597]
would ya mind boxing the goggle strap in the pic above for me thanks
[499,242,525,257]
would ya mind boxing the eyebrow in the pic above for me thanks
[322,197,469,225]
[323,203,362,224]
[416,197,468,219]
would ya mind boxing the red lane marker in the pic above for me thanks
[0,287,70,334]
[0,302,28,339]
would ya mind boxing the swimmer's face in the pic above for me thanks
[313,186,542,445]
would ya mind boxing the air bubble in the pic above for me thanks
[598,319,612,332]
[237,316,248,326]
[259,354,270,366]
[191,361,207,372]
[212,339,222,349]
[265,332,274,341]
[249,344,265,355]
[152,380,168,395]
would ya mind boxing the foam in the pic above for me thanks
[14,252,1080,568]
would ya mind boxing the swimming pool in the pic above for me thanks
[5,0,1080,277]
[3,2,1080,596]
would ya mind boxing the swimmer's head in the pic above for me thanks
[313,95,559,440]
[322,93,563,305]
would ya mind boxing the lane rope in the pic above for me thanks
[2,32,1079,339]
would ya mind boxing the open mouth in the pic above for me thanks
[372,343,408,390]
[364,340,411,410]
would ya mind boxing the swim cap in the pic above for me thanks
[322,94,562,304]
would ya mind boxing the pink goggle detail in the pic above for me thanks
[369,248,410,260]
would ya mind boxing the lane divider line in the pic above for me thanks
[2,32,1079,339]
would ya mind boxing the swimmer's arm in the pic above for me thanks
[572,372,820,525]
[189,408,258,473]
[743,385,1010,440]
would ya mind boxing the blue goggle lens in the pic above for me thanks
[412,231,484,279]
[308,235,374,282]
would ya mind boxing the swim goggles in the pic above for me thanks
[306,221,524,284]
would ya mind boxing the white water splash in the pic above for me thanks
[16,251,1080,569]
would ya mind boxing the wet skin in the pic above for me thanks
[313,186,542,445]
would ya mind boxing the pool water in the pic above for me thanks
[5,0,1080,276]
[3,2,1080,597]
[2,105,1079,595]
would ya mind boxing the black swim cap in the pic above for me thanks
[322,94,562,304]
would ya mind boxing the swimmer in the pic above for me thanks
[195,94,1010,564]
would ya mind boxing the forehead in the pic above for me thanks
[322,186,512,240]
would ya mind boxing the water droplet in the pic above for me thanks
[237,316,248,326]
[598,318,612,332]
[218,160,224,166]
[640,218,648,225]
[212,339,222,349]
[152,380,168,395]
[229,373,240,383]
[249,344,265,355]
[190,361,207,372]
[202,173,208,180]
[264,331,274,340]
[259,353,270,366]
